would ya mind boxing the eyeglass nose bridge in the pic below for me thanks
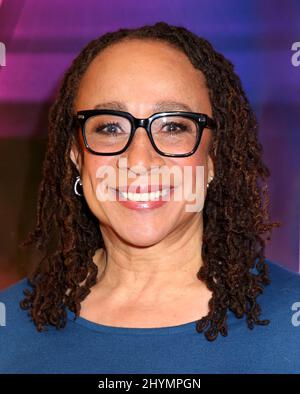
[129,117,154,150]
[127,116,160,154]
[131,117,151,133]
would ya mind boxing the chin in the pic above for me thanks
[117,230,167,248]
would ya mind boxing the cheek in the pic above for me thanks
[177,157,206,195]
[178,148,207,182]
[174,143,209,208]
[82,156,110,178]
[188,132,212,180]
[81,155,115,202]
[77,130,114,179]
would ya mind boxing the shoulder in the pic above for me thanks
[257,259,300,309]
[0,277,29,310]
[0,277,34,333]
[254,259,300,336]
[0,277,29,305]
[263,259,300,298]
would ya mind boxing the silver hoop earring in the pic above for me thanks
[74,175,83,196]
[207,176,214,188]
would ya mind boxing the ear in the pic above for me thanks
[70,140,82,173]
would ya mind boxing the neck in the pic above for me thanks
[92,214,206,303]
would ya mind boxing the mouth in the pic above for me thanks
[118,188,170,202]
[111,185,175,202]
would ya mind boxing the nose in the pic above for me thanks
[117,126,164,173]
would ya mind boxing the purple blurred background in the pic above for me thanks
[0,0,299,288]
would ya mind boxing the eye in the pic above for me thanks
[161,121,189,133]
[95,121,123,134]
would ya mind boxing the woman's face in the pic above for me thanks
[71,39,214,247]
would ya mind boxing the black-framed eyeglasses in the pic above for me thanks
[75,109,216,157]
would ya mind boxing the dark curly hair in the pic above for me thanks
[20,21,280,341]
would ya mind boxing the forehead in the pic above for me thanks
[75,39,210,115]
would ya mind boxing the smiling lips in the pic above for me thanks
[111,184,175,204]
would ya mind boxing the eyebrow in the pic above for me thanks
[93,100,194,113]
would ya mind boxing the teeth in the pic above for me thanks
[119,188,169,201]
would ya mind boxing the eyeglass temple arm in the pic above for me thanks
[206,116,217,130]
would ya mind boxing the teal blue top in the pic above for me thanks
[0,260,300,373]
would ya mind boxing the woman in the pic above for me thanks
[1,21,300,374]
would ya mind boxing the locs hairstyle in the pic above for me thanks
[20,22,279,341]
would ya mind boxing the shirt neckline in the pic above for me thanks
[66,308,208,335]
